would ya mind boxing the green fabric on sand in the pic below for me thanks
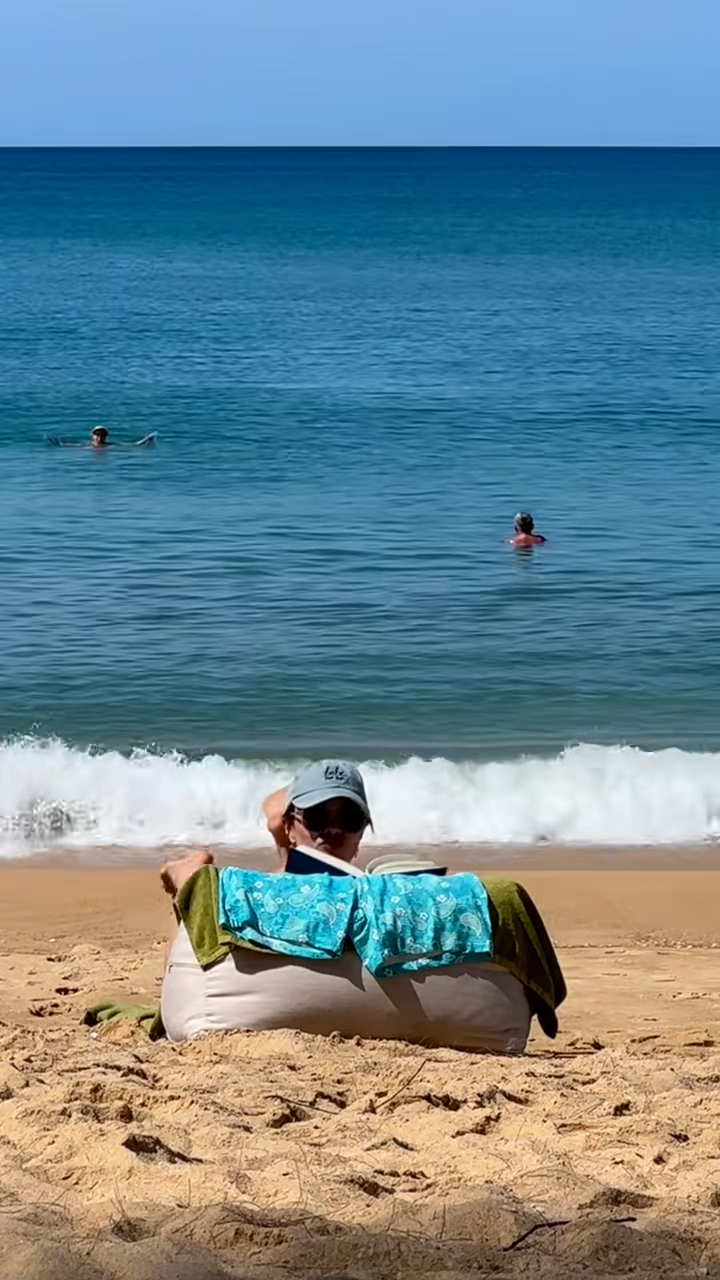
[83,1000,164,1040]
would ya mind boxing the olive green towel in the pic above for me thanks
[83,1000,164,1040]
[482,876,566,1038]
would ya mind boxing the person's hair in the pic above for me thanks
[515,512,534,534]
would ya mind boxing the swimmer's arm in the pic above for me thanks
[263,787,291,851]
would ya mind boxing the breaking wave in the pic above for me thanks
[2,736,720,857]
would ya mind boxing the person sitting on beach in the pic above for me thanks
[161,759,372,896]
[507,512,546,548]
[263,759,372,869]
[153,761,562,1053]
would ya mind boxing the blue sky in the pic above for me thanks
[2,0,719,145]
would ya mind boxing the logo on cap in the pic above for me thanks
[324,763,350,784]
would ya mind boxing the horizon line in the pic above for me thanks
[0,142,719,151]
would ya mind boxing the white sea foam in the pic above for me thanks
[2,737,720,857]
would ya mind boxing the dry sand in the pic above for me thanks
[2,853,720,1278]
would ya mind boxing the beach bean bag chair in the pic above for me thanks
[162,922,532,1053]
[159,867,564,1055]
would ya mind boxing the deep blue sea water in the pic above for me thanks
[1,148,720,852]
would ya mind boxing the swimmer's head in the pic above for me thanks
[514,512,535,535]
[90,426,109,446]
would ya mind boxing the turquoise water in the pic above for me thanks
[2,148,720,851]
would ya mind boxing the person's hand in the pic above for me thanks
[160,849,214,897]
[263,787,291,850]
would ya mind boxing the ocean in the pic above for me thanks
[1,147,720,855]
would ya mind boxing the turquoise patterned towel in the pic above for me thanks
[355,873,492,978]
[217,868,355,960]
[217,867,492,977]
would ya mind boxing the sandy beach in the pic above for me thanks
[2,852,720,1279]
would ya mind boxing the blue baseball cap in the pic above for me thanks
[288,760,371,820]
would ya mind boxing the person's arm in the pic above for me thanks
[263,787,291,851]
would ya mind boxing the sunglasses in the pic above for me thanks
[293,800,366,835]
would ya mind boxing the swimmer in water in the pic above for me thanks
[507,512,546,548]
[47,426,156,448]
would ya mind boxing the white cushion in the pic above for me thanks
[162,924,530,1054]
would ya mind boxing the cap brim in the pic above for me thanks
[292,785,370,819]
